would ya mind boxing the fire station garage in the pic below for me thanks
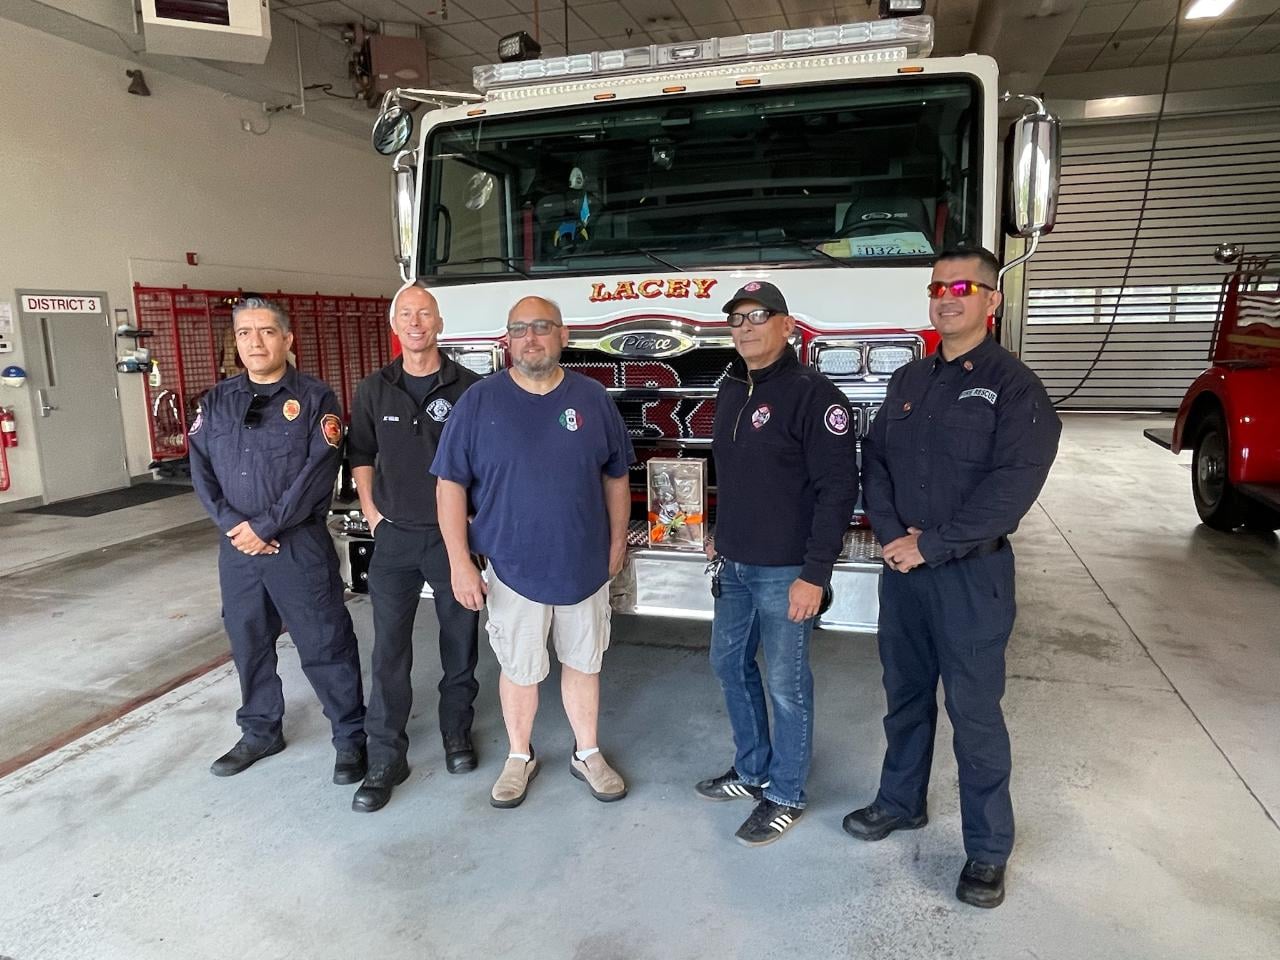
[1,0,1277,956]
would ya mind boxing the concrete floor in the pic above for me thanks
[0,414,1277,960]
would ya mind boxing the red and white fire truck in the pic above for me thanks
[333,12,1060,631]
[1146,246,1280,531]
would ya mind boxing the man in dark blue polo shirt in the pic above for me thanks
[189,296,366,785]
[843,247,1061,908]
[433,295,634,810]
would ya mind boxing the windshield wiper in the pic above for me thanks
[552,246,682,272]
[697,237,856,268]
[440,256,531,279]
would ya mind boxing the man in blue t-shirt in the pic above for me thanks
[432,295,635,809]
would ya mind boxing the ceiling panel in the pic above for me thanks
[449,0,519,18]
[674,0,734,27]
[575,1,644,37]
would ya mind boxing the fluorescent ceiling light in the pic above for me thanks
[1185,0,1238,20]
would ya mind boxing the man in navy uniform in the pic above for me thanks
[843,248,1061,908]
[697,280,859,846]
[190,296,366,784]
[344,283,482,812]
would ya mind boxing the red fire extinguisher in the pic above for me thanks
[0,407,17,448]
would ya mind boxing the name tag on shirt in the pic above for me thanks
[382,415,401,422]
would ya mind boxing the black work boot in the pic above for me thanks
[210,734,286,777]
[352,759,411,813]
[841,803,928,841]
[956,859,1006,909]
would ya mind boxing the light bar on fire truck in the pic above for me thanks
[473,16,934,93]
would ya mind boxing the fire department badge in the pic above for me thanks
[744,281,761,292]
[426,398,452,423]
[282,398,301,421]
[751,404,771,430]
[560,408,581,432]
[321,413,343,448]
[825,404,849,436]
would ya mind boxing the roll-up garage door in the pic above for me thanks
[1021,114,1280,410]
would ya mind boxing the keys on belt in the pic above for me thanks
[705,555,724,598]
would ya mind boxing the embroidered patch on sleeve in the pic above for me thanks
[189,408,203,435]
[824,404,849,435]
[321,413,343,448]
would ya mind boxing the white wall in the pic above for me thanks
[0,20,396,507]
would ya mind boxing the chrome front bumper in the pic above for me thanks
[330,515,883,634]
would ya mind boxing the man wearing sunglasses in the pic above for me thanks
[344,282,483,813]
[189,296,367,786]
[433,295,634,809]
[843,248,1061,908]
[697,280,859,846]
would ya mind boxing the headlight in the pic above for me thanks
[446,344,502,376]
[867,345,914,374]
[814,346,863,376]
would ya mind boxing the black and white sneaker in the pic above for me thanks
[735,799,804,847]
[694,767,767,802]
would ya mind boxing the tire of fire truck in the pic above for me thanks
[1190,409,1249,531]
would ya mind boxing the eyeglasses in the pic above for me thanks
[926,280,995,299]
[726,309,777,328]
[243,393,271,428]
[507,319,562,338]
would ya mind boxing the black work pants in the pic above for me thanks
[874,544,1017,865]
[218,521,366,752]
[365,521,480,768]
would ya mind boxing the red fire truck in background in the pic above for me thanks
[1146,244,1280,531]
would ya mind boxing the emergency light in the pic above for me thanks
[473,16,934,93]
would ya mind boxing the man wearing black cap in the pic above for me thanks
[696,280,859,846]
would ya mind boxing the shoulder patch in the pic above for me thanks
[958,387,998,405]
[321,413,343,448]
[189,408,203,435]
[824,403,850,436]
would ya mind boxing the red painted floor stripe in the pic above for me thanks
[0,651,232,780]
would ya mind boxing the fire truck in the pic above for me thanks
[1145,245,1280,531]
[331,12,1060,632]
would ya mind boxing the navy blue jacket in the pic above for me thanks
[712,348,860,586]
[188,366,343,541]
[861,335,1061,565]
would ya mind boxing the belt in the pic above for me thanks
[968,536,1007,558]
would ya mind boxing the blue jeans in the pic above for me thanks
[709,561,815,809]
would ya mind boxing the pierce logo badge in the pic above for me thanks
[560,408,581,432]
[426,398,453,422]
[751,404,772,430]
[321,413,343,448]
[958,387,998,405]
[282,399,301,421]
[825,404,849,436]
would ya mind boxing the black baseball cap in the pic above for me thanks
[722,280,789,315]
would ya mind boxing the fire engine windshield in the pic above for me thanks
[422,77,980,277]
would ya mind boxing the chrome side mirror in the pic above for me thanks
[1004,94,1060,239]
[391,152,416,282]
[372,103,414,156]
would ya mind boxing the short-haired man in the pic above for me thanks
[189,297,366,784]
[432,295,634,808]
[697,280,859,846]
[844,247,1061,908]
[345,283,482,812]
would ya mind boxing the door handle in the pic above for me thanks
[37,389,58,417]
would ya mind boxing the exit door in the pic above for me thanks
[17,289,129,503]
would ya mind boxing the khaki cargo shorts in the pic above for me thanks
[483,567,612,686]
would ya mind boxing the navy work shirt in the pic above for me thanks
[861,335,1062,565]
[431,369,635,606]
[189,365,344,541]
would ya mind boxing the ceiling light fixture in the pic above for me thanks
[1185,0,1238,20]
